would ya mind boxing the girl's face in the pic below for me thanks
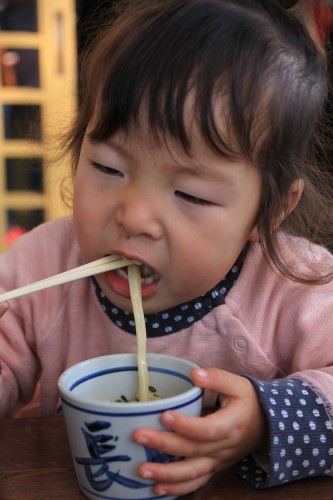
[73,126,261,313]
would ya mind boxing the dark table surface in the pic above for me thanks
[0,416,332,499]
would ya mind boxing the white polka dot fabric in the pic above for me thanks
[235,377,333,487]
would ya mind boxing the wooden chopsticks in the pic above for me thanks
[0,255,133,302]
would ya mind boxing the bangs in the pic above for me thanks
[78,0,325,168]
[83,1,269,160]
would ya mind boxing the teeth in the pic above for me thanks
[126,259,154,277]
[140,264,154,277]
[142,275,155,285]
[115,265,157,285]
[116,267,128,280]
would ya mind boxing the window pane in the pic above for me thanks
[3,104,41,140]
[0,49,39,88]
[0,0,38,32]
[5,158,43,192]
[6,208,44,232]
[5,208,44,245]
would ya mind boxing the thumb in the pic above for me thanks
[191,367,249,399]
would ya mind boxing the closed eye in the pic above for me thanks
[90,160,123,177]
[175,190,213,206]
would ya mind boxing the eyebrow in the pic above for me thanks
[175,161,229,183]
[92,137,133,161]
[103,137,236,185]
[168,153,239,186]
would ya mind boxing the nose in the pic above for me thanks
[114,188,163,241]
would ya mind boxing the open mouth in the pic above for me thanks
[115,262,159,286]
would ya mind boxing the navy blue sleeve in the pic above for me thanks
[233,377,333,488]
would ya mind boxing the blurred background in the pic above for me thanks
[0,0,332,252]
[0,0,117,251]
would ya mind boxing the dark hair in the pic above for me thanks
[65,0,333,283]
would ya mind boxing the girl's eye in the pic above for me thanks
[90,160,123,177]
[175,190,212,206]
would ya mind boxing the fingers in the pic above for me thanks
[138,457,216,497]
[0,302,8,318]
[134,421,223,458]
[133,420,234,497]
[160,409,233,442]
[153,472,213,498]
[191,367,252,398]
[134,403,237,451]
[139,456,216,483]
[132,368,263,497]
[132,368,264,498]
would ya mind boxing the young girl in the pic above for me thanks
[0,0,333,496]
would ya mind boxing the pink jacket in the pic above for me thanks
[0,216,333,420]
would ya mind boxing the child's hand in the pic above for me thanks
[133,368,268,497]
[0,302,8,318]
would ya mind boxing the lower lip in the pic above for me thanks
[105,270,159,299]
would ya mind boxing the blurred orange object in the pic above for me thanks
[5,225,26,246]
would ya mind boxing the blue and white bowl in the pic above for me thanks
[58,353,203,500]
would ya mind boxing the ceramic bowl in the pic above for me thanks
[58,353,204,500]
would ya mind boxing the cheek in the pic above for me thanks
[73,209,91,257]
[171,219,248,292]
[170,236,227,294]
[73,175,84,219]
[73,191,86,236]
[73,188,97,254]
[73,174,98,226]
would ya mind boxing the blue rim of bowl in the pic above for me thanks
[69,365,193,391]
[60,365,203,417]
[60,389,203,417]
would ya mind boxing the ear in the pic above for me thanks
[248,225,260,242]
[286,178,304,215]
[247,179,304,243]
[277,179,304,228]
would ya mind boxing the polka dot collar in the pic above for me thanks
[93,250,245,337]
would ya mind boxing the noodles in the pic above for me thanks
[128,265,150,402]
